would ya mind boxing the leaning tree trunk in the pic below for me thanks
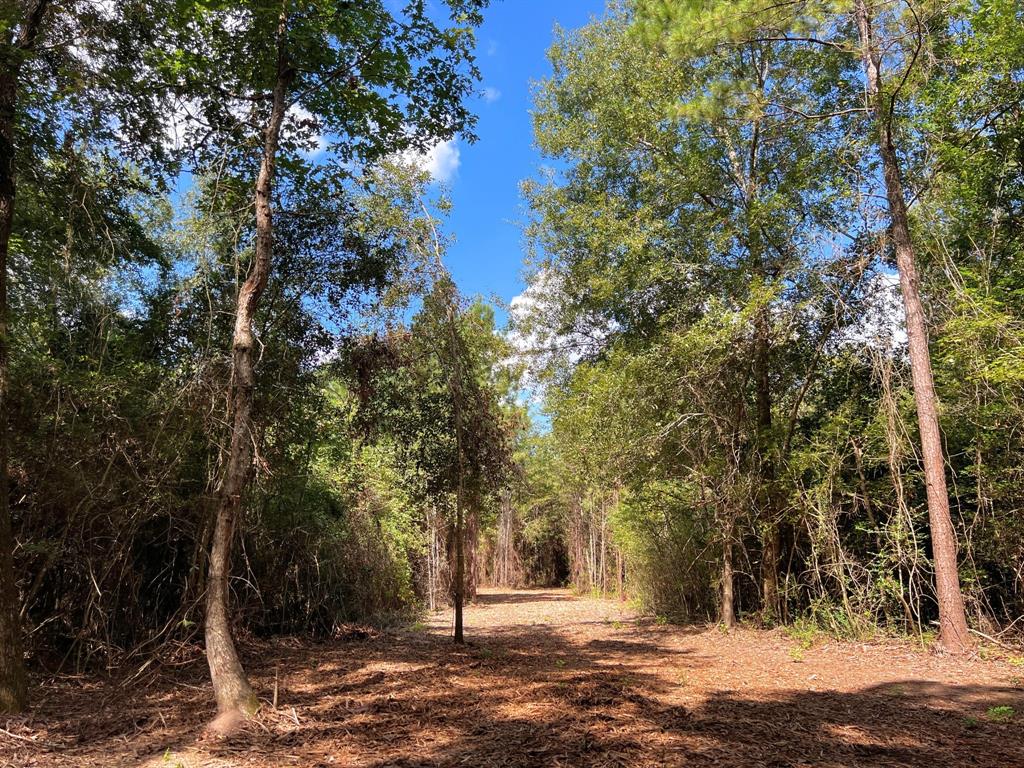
[0,0,49,715]
[854,0,971,653]
[205,14,294,718]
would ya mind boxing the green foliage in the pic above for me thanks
[785,618,822,651]
[5,0,494,664]
[9,159,456,655]
[513,0,1024,641]
[5,0,1024,678]
[161,0,486,169]
[986,705,1016,722]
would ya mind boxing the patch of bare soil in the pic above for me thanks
[2,588,1022,767]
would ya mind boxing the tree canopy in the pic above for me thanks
[1,0,1023,746]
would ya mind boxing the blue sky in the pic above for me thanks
[432,0,607,324]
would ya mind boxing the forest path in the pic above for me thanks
[3,588,1023,767]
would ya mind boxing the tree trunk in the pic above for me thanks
[445,292,468,644]
[205,10,294,718]
[465,504,479,600]
[454,438,465,644]
[426,504,445,610]
[854,0,971,653]
[616,548,623,600]
[0,0,50,715]
[494,492,520,587]
[754,309,780,622]
[721,516,736,629]
[761,525,780,621]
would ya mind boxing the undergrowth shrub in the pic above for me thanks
[611,481,717,623]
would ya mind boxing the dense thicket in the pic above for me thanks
[1,0,512,717]
[513,0,1024,644]
[1,0,1022,723]
[6,154,519,685]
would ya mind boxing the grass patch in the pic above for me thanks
[986,705,1015,722]
[785,618,821,650]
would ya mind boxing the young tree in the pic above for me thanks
[430,285,514,643]
[350,272,513,643]
[160,0,489,719]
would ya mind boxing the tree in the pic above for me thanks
[634,0,973,651]
[917,0,1024,631]
[851,0,970,653]
[0,0,48,715]
[1,0,174,713]
[524,6,863,625]
[431,287,515,643]
[158,0,488,719]
[350,273,514,643]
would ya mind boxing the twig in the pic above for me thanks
[0,727,65,751]
[968,628,1022,652]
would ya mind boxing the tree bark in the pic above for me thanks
[721,515,736,629]
[754,309,780,622]
[465,502,478,600]
[205,9,294,717]
[0,0,49,715]
[854,0,972,653]
[453,424,465,644]
[616,548,623,600]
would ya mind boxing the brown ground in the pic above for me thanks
[2,588,1023,767]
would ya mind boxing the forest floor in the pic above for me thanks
[2,588,1023,768]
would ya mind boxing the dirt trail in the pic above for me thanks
[2,588,1022,767]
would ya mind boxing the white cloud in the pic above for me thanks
[505,270,598,403]
[505,287,547,408]
[400,139,461,183]
[482,86,502,104]
[836,270,907,351]
[486,39,499,56]
[287,104,328,158]
[161,97,201,151]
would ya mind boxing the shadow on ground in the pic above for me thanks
[472,590,577,606]
[2,590,1021,768]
